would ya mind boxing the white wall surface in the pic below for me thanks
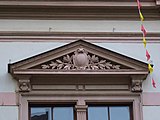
[0,106,18,120]
[96,42,160,92]
[0,20,159,32]
[0,42,64,92]
[143,106,160,120]
[0,42,160,92]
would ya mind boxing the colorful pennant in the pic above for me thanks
[143,37,146,48]
[137,0,142,9]
[141,25,147,37]
[146,50,150,61]
[139,11,144,21]
[152,78,156,88]
[148,64,153,74]
[136,0,156,88]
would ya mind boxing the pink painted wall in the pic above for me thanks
[0,92,17,106]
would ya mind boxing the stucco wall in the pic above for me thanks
[143,106,160,120]
[0,106,18,120]
[0,19,160,120]
[0,20,159,32]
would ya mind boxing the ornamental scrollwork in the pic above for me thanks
[41,48,121,70]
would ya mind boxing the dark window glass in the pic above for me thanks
[88,106,130,120]
[31,107,51,120]
[30,106,74,120]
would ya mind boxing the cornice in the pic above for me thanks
[0,31,159,43]
[0,0,159,20]
[0,1,156,7]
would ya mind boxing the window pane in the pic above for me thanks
[110,106,130,120]
[53,107,74,120]
[31,107,52,120]
[88,107,108,120]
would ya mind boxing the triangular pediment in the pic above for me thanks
[9,40,148,75]
[8,39,149,93]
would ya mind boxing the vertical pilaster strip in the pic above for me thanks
[75,105,88,120]
[19,95,28,120]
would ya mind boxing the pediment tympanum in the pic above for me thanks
[40,48,122,70]
[8,40,148,93]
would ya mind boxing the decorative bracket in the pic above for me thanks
[131,75,144,92]
[156,0,160,5]
[18,78,31,92]
[131,79,143,92]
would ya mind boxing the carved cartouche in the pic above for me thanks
[73,48,89,69]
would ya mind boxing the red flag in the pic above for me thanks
[141,25,147,37]
[146,50,150,61]
[137,0,141,10]
[152,78,156,88]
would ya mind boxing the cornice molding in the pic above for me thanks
[0,1,156,7]
[0,0,159,20]
[0,31,159,43]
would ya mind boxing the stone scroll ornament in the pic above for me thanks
[136,0,156,88]
[41,48,121,70]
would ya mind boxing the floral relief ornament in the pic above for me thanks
[41,48,121,70]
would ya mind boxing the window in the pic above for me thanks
[30,105,74,120]
[88,105,132,120]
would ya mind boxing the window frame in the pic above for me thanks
[87,103,133,120]
[19,93,142,120]
[29,104,75,120]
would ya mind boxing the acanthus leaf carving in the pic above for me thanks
[41,48,121,70]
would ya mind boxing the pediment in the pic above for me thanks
[9,39,148,75]
[8,40,149,93]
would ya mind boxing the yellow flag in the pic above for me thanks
[139,11,144,21]
[143,37,146,48]
[148,64,153,74]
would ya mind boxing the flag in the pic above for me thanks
[148,64,153,74]
[143,37,146,48]
[137,0,142,10]
[141,25,147,36]
[139,11,144,21]
[146,50,150,61]
[152,78,156,88]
